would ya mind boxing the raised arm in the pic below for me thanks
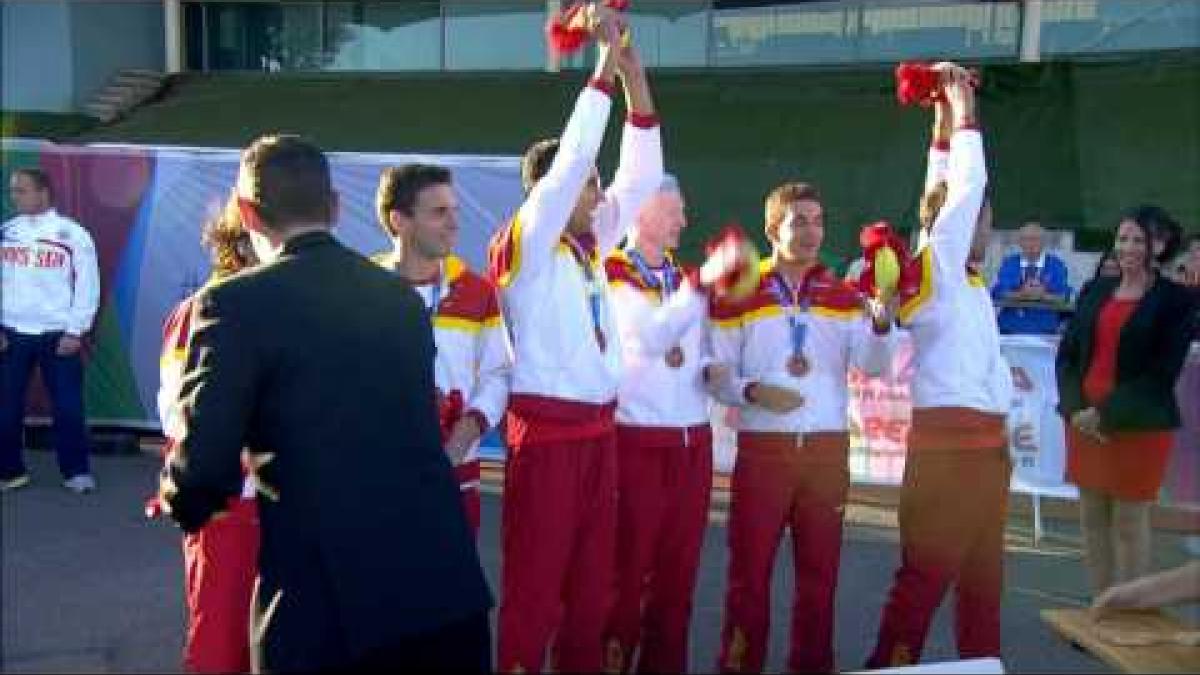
[508,18,623,284]
[926,65,986,273]
[596,40,664,255]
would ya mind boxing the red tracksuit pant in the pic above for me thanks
[718,432,849,674]
[605,424,713,674]
[182,498,259,674]
[497,433,618,673]
[867,446,1012,668]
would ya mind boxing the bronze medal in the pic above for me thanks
[786,353,810,378]
[665,345,685,368]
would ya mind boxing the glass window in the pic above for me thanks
[712,1,857,66]
[713,1,1020,67]
[857,1,1020,61]
[203,1,322,71]
[1039,0,1200,55]
[444,0,545,71]
[325,1,441,71]
[626,1,711,68]
[184,2,206,70]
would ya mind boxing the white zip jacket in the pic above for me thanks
[158,296,255,501]
[711,261,896,434]
[0,209,99,335]
[607,249,712,428]
[896,130,1013,415]
[380,254,511,491]
[488,83,664,409]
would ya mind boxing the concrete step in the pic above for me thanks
[81,69,166,123]
[120,67,164,80]
[92,90,136,107]
[113,73,165,90]
[82,102,119,122]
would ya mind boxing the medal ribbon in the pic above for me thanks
[564,235,606,350]
[626,247,679,303]
[768,270,815,359]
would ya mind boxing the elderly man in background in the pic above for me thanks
[991,221,1072,335]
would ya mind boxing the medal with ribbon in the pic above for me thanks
[565,234,607,352]
[769,269,814,378]
[626,247,685,368]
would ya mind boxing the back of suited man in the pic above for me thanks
[158,135,493,672]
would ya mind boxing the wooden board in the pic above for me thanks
[1041,608,1200,674]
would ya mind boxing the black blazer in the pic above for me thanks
[1056,274,1197,431]
[160,232,492,670]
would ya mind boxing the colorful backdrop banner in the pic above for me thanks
[2,138,522,428]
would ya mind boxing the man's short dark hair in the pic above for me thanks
[12,167,53,200]
[238,135,334,231]
[521,138,560,194]
[375,163,453,236]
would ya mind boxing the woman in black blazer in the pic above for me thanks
[1056,205,1196,598]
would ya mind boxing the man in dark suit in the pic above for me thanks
[158,135,492,672]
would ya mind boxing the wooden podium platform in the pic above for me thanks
[1041,608,1200,673]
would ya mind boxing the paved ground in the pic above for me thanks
[2,450,1196,673]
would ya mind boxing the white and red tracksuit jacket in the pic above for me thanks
[158,296,256,502]
[606,249,712,430]
[896,130,1012,448]
[710,261,896,435]
[377,254,511,492]
[0,208,99,335]
[488,82,664,444]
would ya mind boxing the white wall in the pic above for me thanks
[2,0,74,112]
[1,0,163,114]
[69,0,165,108]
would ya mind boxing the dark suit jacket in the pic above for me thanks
[160,232,492,671]
[1056,274,1196,432]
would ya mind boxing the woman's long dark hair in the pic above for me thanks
[1124,204,1182,267]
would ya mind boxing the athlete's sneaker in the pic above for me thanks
[63,474,96,494]
[0,474,30,492]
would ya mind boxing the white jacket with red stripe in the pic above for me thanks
[0,209,99,335]
[379,254,511,491]
[710,261,896,434]
[606,249,712,428]
[158,296,256,501]
[896,130,1012,415]
[487,84,664,422]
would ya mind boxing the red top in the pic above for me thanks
[1082,297,1138,405]
[1067,295,1173,501]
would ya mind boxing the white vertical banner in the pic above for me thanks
[1000,335,1077,498]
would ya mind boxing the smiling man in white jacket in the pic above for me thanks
[0,168,100,493]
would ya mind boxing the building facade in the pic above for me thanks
[4,0,1199,113]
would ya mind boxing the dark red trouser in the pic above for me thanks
[605,424,713,674]
[718,432,849,674]
[497,433,617,673]
[182,498,259,674]
[867,446,1012,668]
